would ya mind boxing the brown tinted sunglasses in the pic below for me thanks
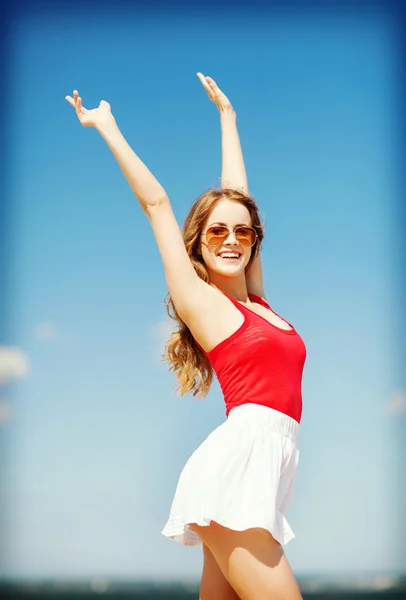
[204,225,257,247]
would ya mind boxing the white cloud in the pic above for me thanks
[385,391,406,416]
[0,400,12,425]
[0,346,30,385]
[34,320,57,342]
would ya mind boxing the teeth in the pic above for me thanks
[219,253,240,258]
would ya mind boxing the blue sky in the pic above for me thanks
[0,4,405,582]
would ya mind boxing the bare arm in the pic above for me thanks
[66,92,167,210]
[65,90,205,317]
[97,118,168,211]
[197,74,265,299]
[197,73,247,192]
[220,110,248,192]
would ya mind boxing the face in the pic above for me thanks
[200,199,255,279]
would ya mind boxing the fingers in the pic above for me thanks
[65,90,87,119]
[197,72,216,102]
[197,72,210,90]
[197,72,221,96]
[206,77,221,95]
[197,72,215,84]
[197,73,217,89]
[204,77,231,108]
[65,90,81,108]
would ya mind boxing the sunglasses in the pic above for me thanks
[204,225,257,247]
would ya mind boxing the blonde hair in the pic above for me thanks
[163,188,264,399]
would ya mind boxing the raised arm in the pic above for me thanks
[197,74,265,299]
[65,90,205,318]
[197,73,247,192]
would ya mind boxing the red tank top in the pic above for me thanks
[203,294,306,423]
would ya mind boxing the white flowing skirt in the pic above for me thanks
[161,403,300,547]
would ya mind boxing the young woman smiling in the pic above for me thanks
[66,73,306,600]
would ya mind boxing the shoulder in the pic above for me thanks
[182,284,247,354]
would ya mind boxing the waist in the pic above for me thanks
[228,403,300,442]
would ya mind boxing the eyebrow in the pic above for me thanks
[209,222,251,227]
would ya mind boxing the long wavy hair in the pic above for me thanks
[163,188,264,399]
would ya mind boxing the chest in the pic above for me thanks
[244,302,293,332]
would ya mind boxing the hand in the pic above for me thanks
[197,73,234,114]
[65,90,114,128]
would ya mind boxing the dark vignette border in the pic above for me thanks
[0,0,404,593]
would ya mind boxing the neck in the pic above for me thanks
[208,273,249,302]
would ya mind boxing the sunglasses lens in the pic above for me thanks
[206,226,256,246]
[235,227,256,246]
[206,226,229,245]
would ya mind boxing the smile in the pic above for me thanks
[218,251,242,260]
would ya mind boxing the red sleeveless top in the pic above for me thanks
[203,294,306,423]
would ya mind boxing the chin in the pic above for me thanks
[209,264,247,278]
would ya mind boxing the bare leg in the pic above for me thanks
[200,542,240,600]
[191,522,302,600]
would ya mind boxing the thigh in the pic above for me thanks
[200,543,240,600]
[191,522,302,600]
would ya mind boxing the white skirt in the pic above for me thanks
[161,403,300,547]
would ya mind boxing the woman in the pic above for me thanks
[66,74,306,600]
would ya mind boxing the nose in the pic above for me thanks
[224,230,239,245]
